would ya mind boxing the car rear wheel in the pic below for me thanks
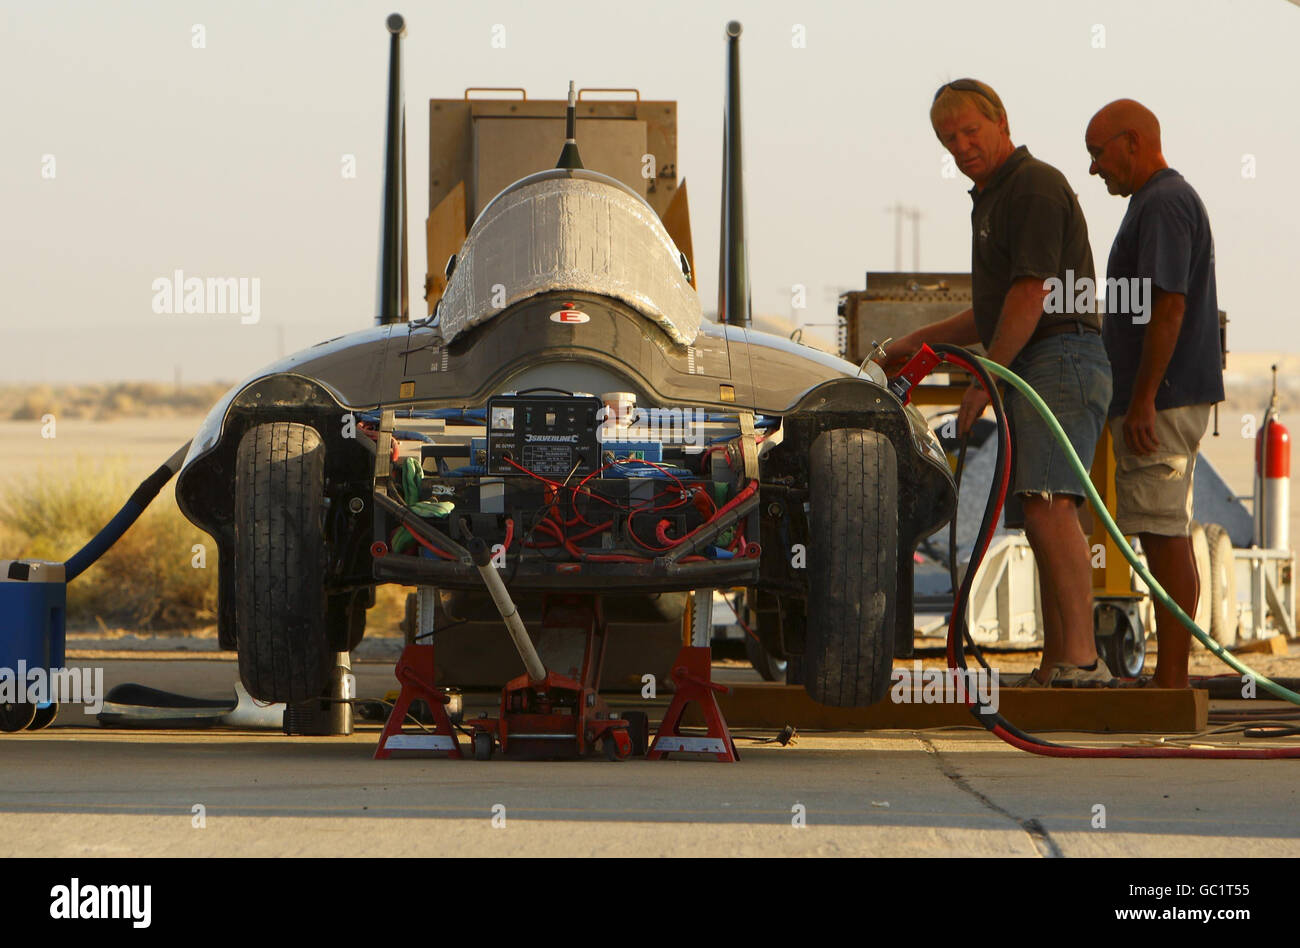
[234,422,331,703]
[803,428,898,707]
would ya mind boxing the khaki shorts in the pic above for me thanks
[1109,403,1213,537]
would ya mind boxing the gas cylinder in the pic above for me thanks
[1255,413,1290,550]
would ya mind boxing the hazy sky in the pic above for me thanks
[3,0,1298,383]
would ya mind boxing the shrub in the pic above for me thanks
[0,460,217,630]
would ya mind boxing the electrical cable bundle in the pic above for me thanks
[386,438,754,566]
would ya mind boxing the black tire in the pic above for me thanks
[1204,523,1238,647]
[27,704,58,731]
[0,702,37,733]
[621,711,650,756]
[804,428,898,707]
[234,422,330,703]
[473,731,494,761]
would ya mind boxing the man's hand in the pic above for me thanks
[878,308,981,375]
[1122,396,1160,455]
[957,382,991,437]
[879,334,919,375]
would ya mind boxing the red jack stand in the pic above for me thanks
[468,595,632,761]
[647,646,739,762]
[374,643,464,759]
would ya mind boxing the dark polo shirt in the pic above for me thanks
[1103,168,1224,417]
[969,145,1099,349]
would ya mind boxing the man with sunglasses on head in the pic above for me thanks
[885,78,1114,686]
[1084,99,1224,689]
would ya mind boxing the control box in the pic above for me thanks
[487,394,602,477]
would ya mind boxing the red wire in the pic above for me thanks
[655,480,757,551]
[484,454,752,566]
[407,527,458,561]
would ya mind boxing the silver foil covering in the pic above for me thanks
[438,173,702,347]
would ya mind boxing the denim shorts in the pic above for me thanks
[1001,332,1112,529]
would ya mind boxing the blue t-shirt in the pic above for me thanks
[1102,168,1224,418]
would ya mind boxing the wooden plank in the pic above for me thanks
[1233,634,1289,656]
[681,682,1207,733]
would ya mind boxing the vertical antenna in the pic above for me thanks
[718,21,750,328]
[376,13,409,325]
[556,81,584,170]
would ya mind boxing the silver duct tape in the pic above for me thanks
[439,177,702,346]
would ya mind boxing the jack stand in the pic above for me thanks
[647,646,739,762]
[374,643,464,758]
[284,652,355,736]
[468,593,632,761]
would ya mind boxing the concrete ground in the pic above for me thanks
[2,656,1298,857]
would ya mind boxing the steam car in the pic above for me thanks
[175,15,956,709]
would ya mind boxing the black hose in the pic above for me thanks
[64,441,192,582]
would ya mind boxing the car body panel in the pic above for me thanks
[439,169,701,348]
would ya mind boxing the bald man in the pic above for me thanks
[1085,99,1225,688]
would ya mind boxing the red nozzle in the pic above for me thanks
[887,344,943,405]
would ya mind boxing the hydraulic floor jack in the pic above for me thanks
[463,538,637,760]
[376,538,642,760]
[375,538,738,762]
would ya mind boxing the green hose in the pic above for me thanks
[978,355,1300,706]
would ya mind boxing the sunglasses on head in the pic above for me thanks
[933,79,998,108]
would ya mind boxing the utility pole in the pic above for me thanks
[886,203,922,271]
[886,202,905,271]
[908,207,922,271]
